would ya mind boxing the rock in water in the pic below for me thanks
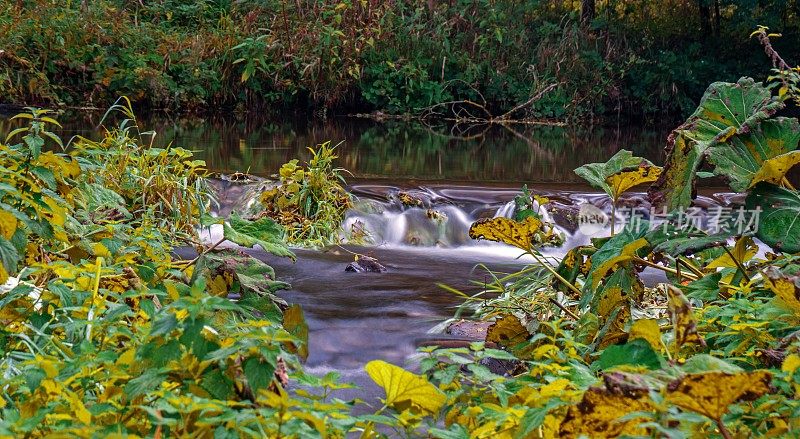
[345,255,387,273]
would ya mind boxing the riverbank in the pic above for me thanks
[2,1,797,122]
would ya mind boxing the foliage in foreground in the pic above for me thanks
[0,105,362,437]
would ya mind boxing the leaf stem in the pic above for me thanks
[715,417,733,439]
[181,237,226,271]
[722,245,751,283]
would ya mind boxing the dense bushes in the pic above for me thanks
[0,1,798,121]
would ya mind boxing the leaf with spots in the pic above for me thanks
[468,216,543,251]
[665,370,773,422]
[650,77,785,209]
[706,118,800,191]
[559,375,655,438]
[664,284,706,351]
[486,314,530,350]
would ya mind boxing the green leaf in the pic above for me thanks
[706,118,800,191]
[650,77,784,209]
[746,183,800,253]
[243,356,276,396]
[0,236,21,284]
[223,213,295,260]
[593,339,664,371]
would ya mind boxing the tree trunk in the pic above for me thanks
[581,0,596,27]
[699,0,711,34]
[713,0,721,36]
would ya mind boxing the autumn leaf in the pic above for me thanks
[574,150,660,201]
[629,319,662,351]
[664,284,706,350]
[763,267,800,315]
[705,236,757,270]
[486,314,530,349]
[283,304,309,361]
[666,370,773,421]
[365,360,445,415]
[749,150,800,187]
[468,216,543,251]
[604,165,662,202]
[559,374,655,438]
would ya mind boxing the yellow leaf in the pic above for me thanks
[764,267,800,315]
[749,151,800,188]
[486,314,530,349]
[468,216,543,251]
[116,349,136,367]
[664,284,706,350]
[68,391,92,424]
[782,354,800,375]
[604,165,662,201]
[282,304,309,361]
[365,360,445,415]
[629,319,662,351]
[665,370,773,421]
[92,242,112,258]
[37,358,59,378]
[705,236,757,270]
[559,380,655,438]
[0,209,16,239]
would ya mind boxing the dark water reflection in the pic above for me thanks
[0,111,669,182]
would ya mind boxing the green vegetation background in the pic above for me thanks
[1,0,798,121]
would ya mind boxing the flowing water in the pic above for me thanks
[5,111,722,400]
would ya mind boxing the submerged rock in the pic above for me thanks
[345,255,387,273]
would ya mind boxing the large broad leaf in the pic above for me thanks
[746,183,800,253]
[223,213,295,260]
[559,376,655,438]
[365,360,446,415]
[574,150,660,201]
[665,370,773,422]
[650,78,784,210]
[706,118,800,191]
